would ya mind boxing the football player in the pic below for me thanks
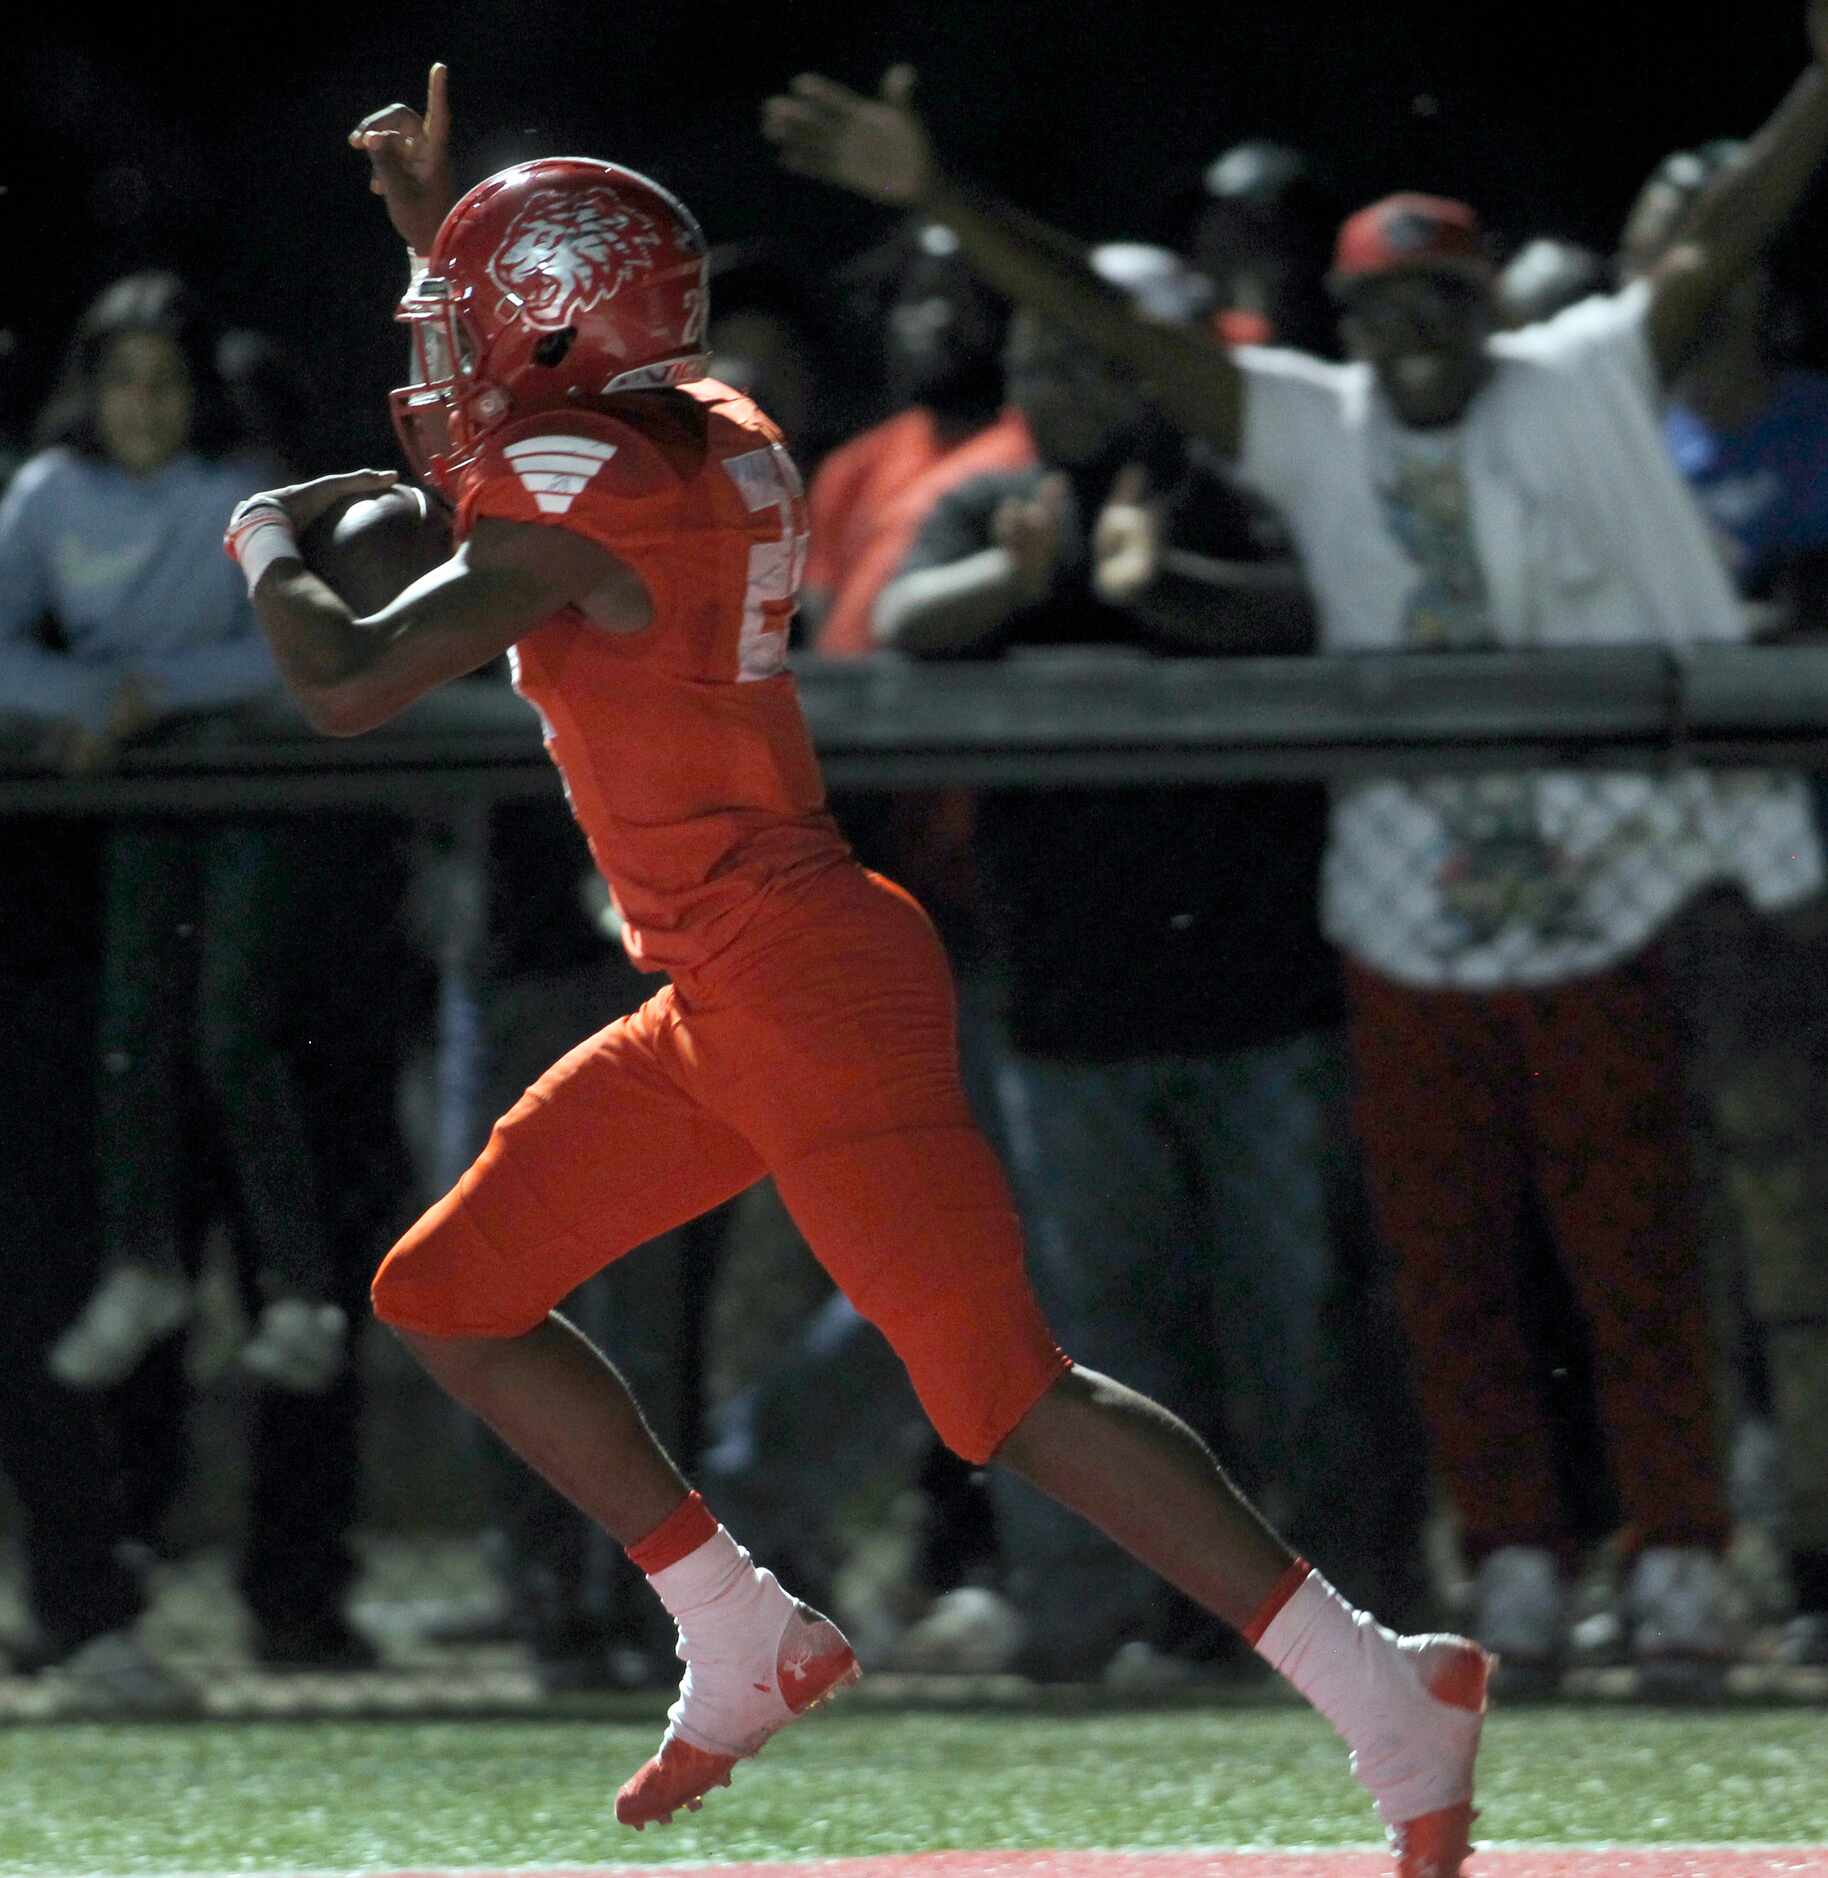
[225,65,1489,1861]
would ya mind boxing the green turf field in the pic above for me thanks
[2,1701,1825,1875]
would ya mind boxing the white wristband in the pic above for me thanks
[225,499,300,596]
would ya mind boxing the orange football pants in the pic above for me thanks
[372,864,1069,1463]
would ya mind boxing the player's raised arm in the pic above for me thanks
[225,471,642,736]
[763,66,1247,458]
[1643,0,1828,381]
[349,60,457,257]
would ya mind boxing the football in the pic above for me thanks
[298,483,451,615]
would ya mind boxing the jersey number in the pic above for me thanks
[721,444,808,682]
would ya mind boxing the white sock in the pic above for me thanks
[646,1523,760,1628]
[644,1525,796,1756]
[1254,1568,1481,1828]
[1254,1567,1390,1737]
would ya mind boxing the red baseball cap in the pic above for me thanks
[1330,193,1492,285]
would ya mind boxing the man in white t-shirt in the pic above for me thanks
[766,4,1828,1701]
[1237,195,1821,985]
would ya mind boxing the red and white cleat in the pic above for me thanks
[1389,1801,1477,1878]
[615,1598,860,1829]
[1379,1637,1492,1878]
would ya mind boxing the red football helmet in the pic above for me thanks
[391,156,712,490]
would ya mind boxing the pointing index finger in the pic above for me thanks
[423,61,450,149]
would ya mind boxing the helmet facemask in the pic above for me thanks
[390,274,506,491]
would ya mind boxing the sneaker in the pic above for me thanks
[1567,1604,1629,1668]
[1100,1640,1202,1692]
[1627,1545,1734,1700]
[56,1628,201,1715]
[240,1300,349,1393]
[46,1263,191,1389]
[412,1594,521,1648]
[1471,1545,1565,1698]
[1778,1612,1828,1667]
[1377,1636,1493,1878]
[891,1587,1024,1675]
[615,1595,859,1829]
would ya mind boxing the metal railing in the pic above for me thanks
[9,642,1828,812]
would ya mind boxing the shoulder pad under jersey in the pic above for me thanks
[685,378,788,453]
[461,410,683,531]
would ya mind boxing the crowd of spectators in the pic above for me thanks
[4,34,1828,1713]
[0,269,432,1704]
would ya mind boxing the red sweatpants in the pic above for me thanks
[1345,948,1730,1567]
[372,864,1067,1464]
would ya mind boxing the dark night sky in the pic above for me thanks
[2,2,1817,461]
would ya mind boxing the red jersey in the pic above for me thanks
[455,381,850,976]
[809,406,1033,659]
[803,408,943,616]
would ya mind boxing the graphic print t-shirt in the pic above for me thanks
[1233,285,1822,987]
[1376,433,1608,968]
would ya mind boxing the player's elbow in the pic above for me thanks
[298,677,395,738]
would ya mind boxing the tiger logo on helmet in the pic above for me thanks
[488,189,666,330]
